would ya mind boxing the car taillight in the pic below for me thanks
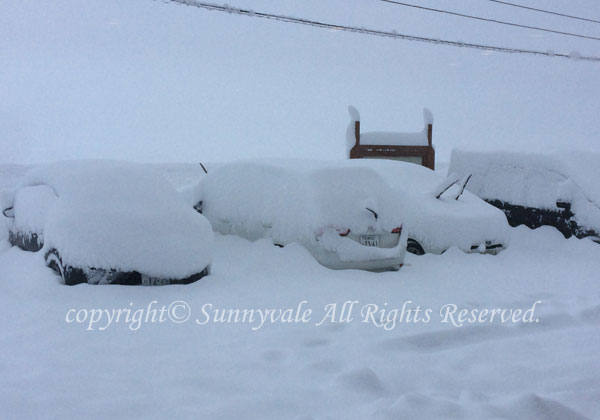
[338,228,350,237]
[392,226,402,234]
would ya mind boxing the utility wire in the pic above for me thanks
[160,0,600,62]
[379,0,600,41]
[488,0,600,25]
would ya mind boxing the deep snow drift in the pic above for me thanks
[0,163,599,420]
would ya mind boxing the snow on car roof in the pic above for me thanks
[449,149,600,233]
[449,149,600,208]
[198,159,403,245]
[18,160,213,278]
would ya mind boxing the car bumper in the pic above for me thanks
[309,231,406,271]
[312,253,404,271]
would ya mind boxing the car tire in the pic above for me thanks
[45,249,88,286]
[45,249,66,283]
[406,239,425,256]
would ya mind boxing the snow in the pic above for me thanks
[346,105,361,154]
[12,185,57,242]
[351,107,434,148]
[194,159,404,246]
[1,163,599,419]
[360,130,429,147]
[9,161,213,278]
[344,159,511,254]
[2,1,600,166]
[448,149,600,232]
[1,221,599,419]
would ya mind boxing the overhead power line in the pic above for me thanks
[159,0,600,62]
[487,0,600,25]
[379,0,600,42]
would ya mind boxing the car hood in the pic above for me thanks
[43,196,213,279]
[399,188,511,252]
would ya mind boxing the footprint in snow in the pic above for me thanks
[335,367,387,397]
[307,359,343,374]
[303,337,332,348]
[580,304,600,323]
[262,350,285,363]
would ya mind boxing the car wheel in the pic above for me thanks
[44,249,88,285]
[45,249,66,283]
[406,239,425,256]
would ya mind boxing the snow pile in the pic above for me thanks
[13,160,213,278]
[345,159,510,253]
[347,106,434,155]
[1,223,599,419]
[195,159,403,246]
[448,149,600,232]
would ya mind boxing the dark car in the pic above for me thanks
[2,160,213,285]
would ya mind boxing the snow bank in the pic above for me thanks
[448,149,600,232]
[16,160,213,278]
[196,159,403,247]
[345,159,510,253]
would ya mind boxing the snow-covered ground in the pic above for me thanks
[1,164,599,419]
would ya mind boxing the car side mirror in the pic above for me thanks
[193,201,203,214]
[2,207,14,218]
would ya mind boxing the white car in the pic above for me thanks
[1,160,213,285]
[347,159,511,255]
[187,159,407,271]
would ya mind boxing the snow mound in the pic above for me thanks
[335,367,387,397]
[377,393,464,420]
[14,160,213,278]
[500,393,591,420]
[448,149,600,232]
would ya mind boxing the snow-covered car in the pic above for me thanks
[449,149,600,243]
[187,159,407,271]
[347,159,510,255]
[1,161,213,285]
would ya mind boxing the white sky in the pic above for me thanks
[1,0,599,164]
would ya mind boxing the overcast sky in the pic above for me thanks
[1,0,599,164]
